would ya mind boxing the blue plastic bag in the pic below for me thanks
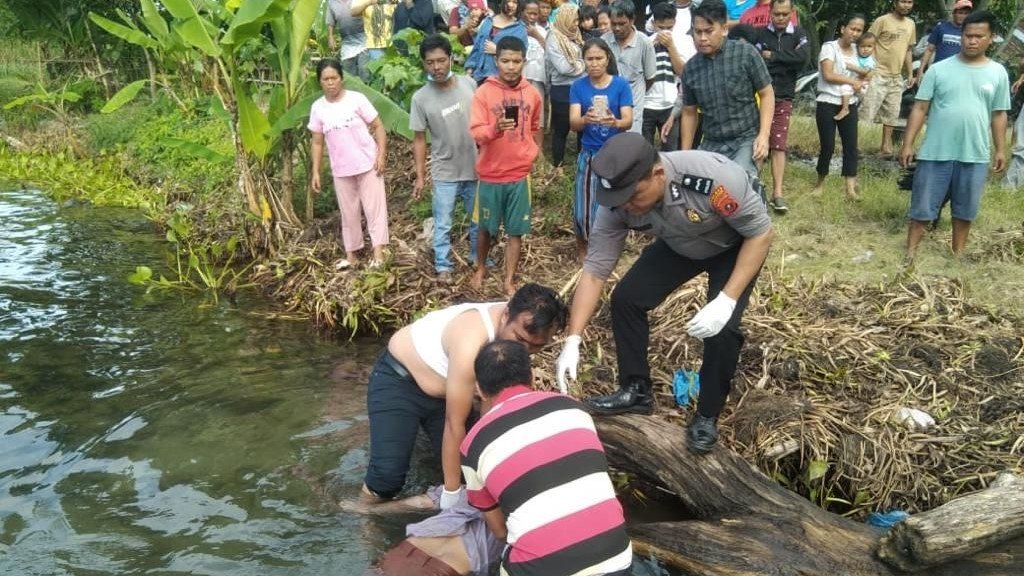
[866,510,909,529]
[673,369,700,406]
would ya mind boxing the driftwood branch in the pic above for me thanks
[876,471,1024,572]
[594,414,1024,576]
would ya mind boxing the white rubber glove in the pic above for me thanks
[439,486,463,510]
[555,335,582,394]
[686,292,737,339]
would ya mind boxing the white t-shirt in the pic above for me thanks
[524,25,547,84]
[816,40,859,106]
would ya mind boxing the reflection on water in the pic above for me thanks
[0,190,407,575]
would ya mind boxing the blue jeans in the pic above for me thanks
[433,180,478,272]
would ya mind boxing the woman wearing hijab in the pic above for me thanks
[544,3,586,170]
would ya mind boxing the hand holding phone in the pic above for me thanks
[591,95,609,121]
[503,104,519,129]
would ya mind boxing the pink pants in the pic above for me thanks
[333,169,389,253]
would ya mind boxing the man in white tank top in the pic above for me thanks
[361,283,568,509]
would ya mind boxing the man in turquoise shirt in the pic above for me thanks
[899,10,1009,262]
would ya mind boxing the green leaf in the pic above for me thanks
[222,0,288,45]
[140,0,170,40]
[88,13,158,48]
[287,0,320,92]
[101,79,148,113]
[165,137,230,163]
[268,89,319,138]
[161,0,200,20]
[233,79,271,161]
[128,265,153,285]
[174,18,221,57]
[343,76,413,140]
[208,96,231,124]
[807,460,829,482]
[3,93,42,110]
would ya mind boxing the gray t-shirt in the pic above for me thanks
[326,0,366,61]
[602,30,657,115]
[409,75,479,182]
[584,150,772,279]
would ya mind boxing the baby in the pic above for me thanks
[836,32,877,121]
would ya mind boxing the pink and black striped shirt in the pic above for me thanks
[460,385,632,575]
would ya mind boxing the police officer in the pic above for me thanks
[555,132,774,453]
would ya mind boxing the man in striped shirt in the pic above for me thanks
[460,340,632,576]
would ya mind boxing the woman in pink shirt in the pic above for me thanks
[309,59,389,268]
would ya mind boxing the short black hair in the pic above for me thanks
[316,58,344,80]
[770,0,792,8]
[475,340,532,397]
[728,23,759,43]
[608,0,636,20]
[692,0,727,25]
[962,10,999,34]
[496,35,526,57]
[419,33,452,60]
[580,4,598,23]
[651,1,676,22]
[507,283,568,335]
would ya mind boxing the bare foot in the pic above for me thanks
[470,268,485,291]
[833,108,849,121]
[503,279,517,297]
[880,148,893,157]
[845,184,860,200]
[338,493,435,515]
[810,186,823,198]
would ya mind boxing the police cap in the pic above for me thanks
[593,133,660,208]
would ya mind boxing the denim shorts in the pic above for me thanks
[908,160,989,222]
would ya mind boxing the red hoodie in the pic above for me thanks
[470,75,542,183]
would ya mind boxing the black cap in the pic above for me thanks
[593,133,659,207]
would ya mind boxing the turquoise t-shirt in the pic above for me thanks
[916,56,1010,163]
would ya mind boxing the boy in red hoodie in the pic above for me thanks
[469,36,543,296]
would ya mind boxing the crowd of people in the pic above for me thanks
[311,0,1017,574]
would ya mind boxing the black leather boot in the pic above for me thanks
[686,413,719,454]
[584,377,654,415]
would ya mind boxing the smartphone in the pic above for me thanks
[504,104,519,127]
[591,95,609,118]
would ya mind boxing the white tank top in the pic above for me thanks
[410,302,500,378]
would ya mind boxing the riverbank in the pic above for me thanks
[3,104,1022,520]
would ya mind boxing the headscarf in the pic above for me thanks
[551,4,584,76]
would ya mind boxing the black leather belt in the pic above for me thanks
[382,349,412,380]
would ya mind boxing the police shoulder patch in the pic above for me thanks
[669,181,683,202]
[709,185,740,217]
[680,174,714,195]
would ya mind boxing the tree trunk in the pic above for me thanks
[876,472,1024,572]
[143,48,157,101]
[593,415,1024,576]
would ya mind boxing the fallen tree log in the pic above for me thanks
[594,414,1024,576]
[876,471,1024,572]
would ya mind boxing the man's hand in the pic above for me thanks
[328,35,338,52]
[1013,76,1024,94]
[484,40,497,55]
[898,144,915,169]
[660,115,675,143]
[753,133,769,161]
[993,151,1007,173]
[439,486,464,510]
[555,335,581,394]
[656,30,674,49]
[497,116,516,132]
[686,292,736,339]
[905,76,917,90]
[413,175,426,199]
[311,171,321,193]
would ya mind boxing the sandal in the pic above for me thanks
[334,259,353,270]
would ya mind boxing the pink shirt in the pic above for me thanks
[308,91,379,177]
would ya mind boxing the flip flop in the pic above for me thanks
[334,259,353,270]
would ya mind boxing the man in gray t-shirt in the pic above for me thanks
[410,34,481,281]
[327,0,368,79]
[555,132,773,454]
[603,1,657,134]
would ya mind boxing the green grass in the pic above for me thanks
[765,114,1024,314]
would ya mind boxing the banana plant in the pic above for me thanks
[89,0,323,253]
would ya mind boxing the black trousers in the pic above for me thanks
[815,101,859,177]
[641,107,679,151]
[550,85,573,167]
[610,240,759,418]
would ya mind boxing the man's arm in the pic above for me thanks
[992,110,1008,172]
[470,93,501,144]
[566,271,607,337]
[680,104,698,150]
[721,227,773,300]
[413,131,428,199]
[753,83,774,161]
[440,342,480,491]
[482,508,508,540]
[770,34,809,69]
[904,46,915,87]
[898,99,931,167]
[917,43,935,83]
